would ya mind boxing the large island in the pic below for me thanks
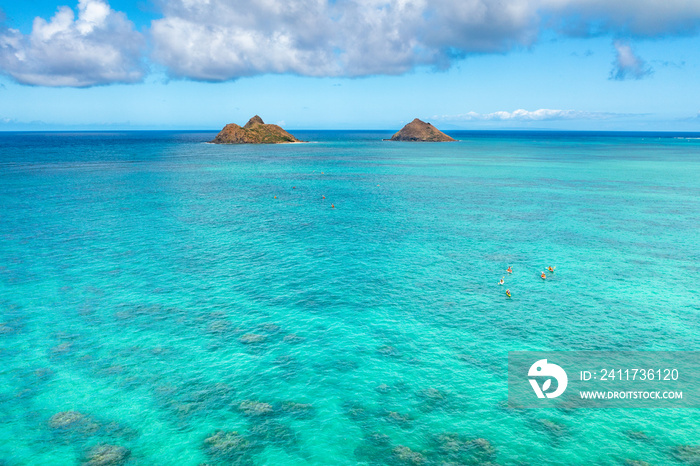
[388,118,456,142]
[210,116,302,144]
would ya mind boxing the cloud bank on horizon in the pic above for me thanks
[1,0,700,87]
[433,109,622,122]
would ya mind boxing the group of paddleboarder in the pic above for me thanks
[499,265,555,298]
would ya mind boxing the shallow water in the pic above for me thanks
[1,130,699,465]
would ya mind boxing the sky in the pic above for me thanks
[1,0,700,131]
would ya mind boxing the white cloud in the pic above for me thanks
[147,0,700,81]
[609,40,652,80]
[150,0,340,80]
[149,0,543,80]
[3,0,700,86]
[542,0,700,37]
[0,0,145,87]
[434,109,619,121]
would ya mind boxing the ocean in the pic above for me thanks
[1,130,699,465]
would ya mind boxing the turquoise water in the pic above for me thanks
[1,130,699,465]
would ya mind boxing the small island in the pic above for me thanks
[387,118,455,142]
[210,116,302,144]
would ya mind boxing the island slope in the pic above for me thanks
[388,118,455,142]
[210,116,302,144]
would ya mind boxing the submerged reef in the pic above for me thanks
[203,430,258,464]
[81,444,130,466]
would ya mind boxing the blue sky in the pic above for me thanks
[1,0,700,131]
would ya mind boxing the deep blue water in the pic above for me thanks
[1,130,699,465]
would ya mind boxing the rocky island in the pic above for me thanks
[388,118,455,142]
[210,116,302,144]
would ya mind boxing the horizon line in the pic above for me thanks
[2,128,700,134]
